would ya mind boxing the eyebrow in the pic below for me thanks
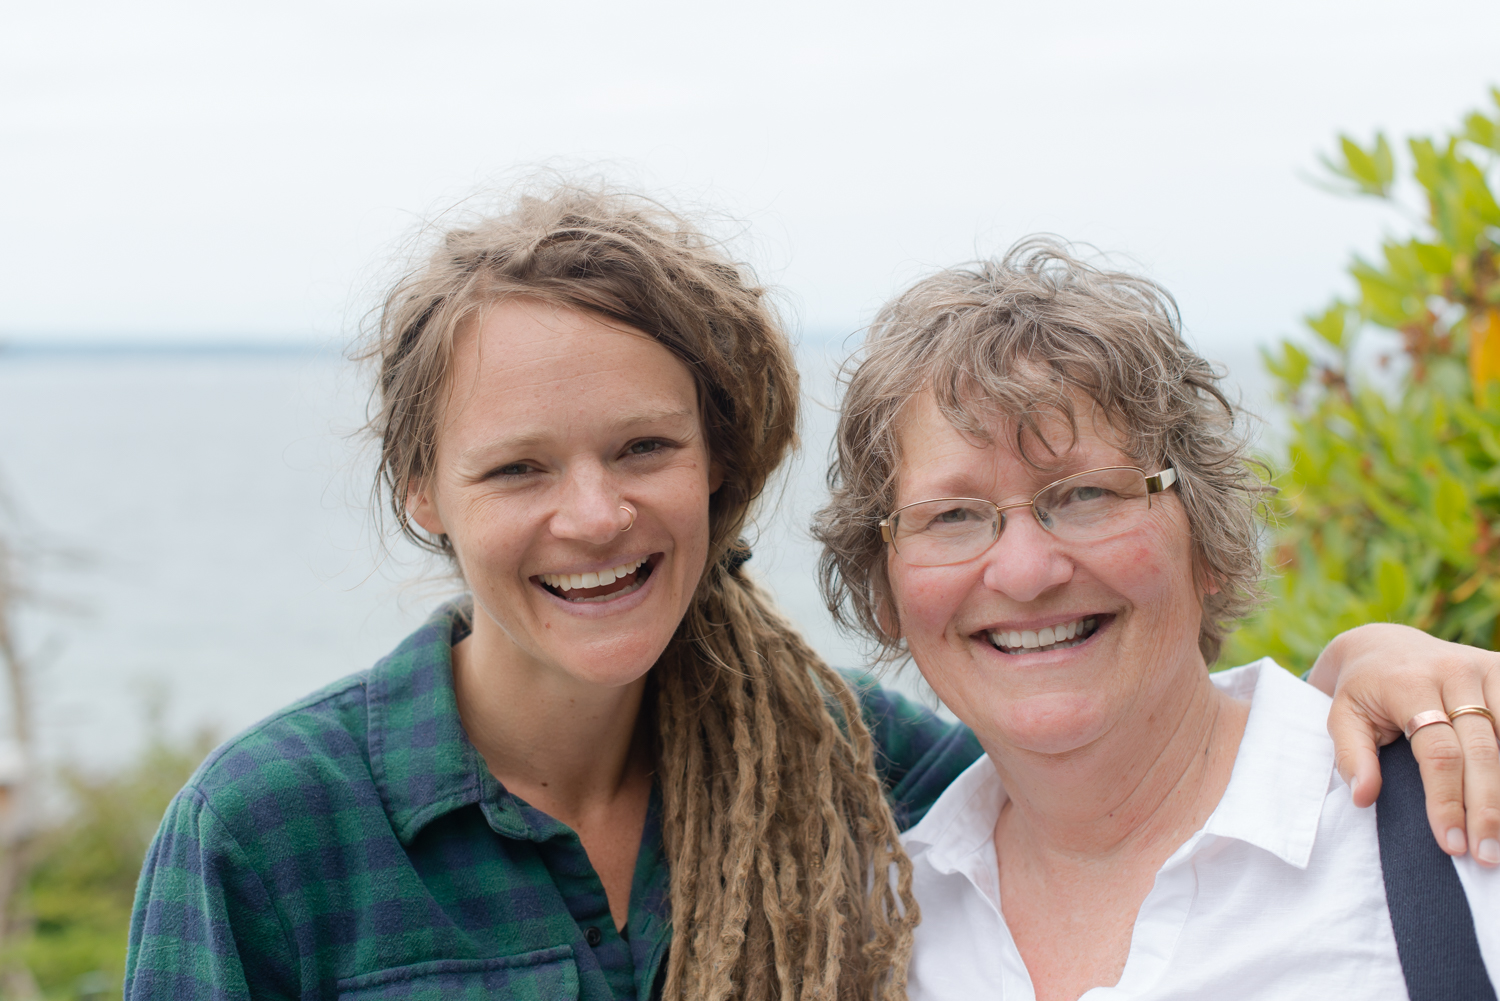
[457,405,699,462]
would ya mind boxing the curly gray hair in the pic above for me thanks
[813,238,1269,665]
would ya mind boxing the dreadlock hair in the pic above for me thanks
[356,179,918,1000]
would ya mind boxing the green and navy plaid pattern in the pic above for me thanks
[125,601,983,1000]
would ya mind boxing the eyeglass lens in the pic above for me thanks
[890,467,1153,567]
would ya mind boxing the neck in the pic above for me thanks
[451,612,652,819]
[988,669,1248,867]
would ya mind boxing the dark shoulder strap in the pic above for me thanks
[1377,737,1496,1001]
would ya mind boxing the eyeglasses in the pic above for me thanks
[880,466,1178,567]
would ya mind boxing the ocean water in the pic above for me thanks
[0,338,1273,770]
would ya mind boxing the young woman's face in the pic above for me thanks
[409,300,718,690]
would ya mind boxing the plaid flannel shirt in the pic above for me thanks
[125,601,983,1001]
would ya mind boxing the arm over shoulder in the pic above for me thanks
[125,786,298,1001]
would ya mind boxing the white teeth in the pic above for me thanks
[541,557,646,591]
[987,617,1097,653]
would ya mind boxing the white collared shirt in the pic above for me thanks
[903,660,1500,1000]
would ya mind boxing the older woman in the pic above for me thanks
[816,241,1500,999]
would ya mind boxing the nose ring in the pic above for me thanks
[620,505,636,532]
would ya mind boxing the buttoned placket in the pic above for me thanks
[476,763,670,1000]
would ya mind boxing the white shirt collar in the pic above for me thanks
[1197,658,1337,868]
[904,658,1338,872]
[902,747,1007,876]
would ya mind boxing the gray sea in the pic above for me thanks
[0,338,1272,771]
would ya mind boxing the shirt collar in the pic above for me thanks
[1196,658,1337,869]
[902,752,1006,875]
[903,658,1336,873]
[365,597,538,845]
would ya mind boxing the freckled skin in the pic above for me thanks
[409,301,717,693]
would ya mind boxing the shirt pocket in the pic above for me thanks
[334,946,579,1000]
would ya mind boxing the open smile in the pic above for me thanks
[983,614,1110,654]
[535,555,658,604]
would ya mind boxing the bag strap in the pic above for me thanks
[1377,737,1496,1000]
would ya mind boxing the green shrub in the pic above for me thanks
[15,732,212,999]
[1226,89,1500,671]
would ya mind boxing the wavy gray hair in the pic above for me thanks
[813,238,1269,665]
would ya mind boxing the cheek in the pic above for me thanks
[1107,521,1202,625]
[888,564,975,644]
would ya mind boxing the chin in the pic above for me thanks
[984,691,1111,755]
[560,635,671,690]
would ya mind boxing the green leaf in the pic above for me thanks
[1305,304,1347,347]
[1377,555,1411,614]
[1413,241,1454,275]
[1262,341,1311,390]
[1463,111,1500,154]
[1321,133,1396,197]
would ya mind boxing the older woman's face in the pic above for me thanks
[886,393,1207,755]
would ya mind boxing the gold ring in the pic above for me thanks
[620,505,636,532]
[1405,710,1455,741]
[1448,705,1496,724]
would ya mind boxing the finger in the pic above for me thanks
[1459,674,1500,866]
[1411,720,1469,856]
[1326,698,1388,808]
[1453,711,1500,865]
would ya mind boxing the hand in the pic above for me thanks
[1310,623,1500,865]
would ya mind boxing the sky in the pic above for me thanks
[4,0,1500,354]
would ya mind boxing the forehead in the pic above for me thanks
[441,299,701,443]
[891,391,1132,502]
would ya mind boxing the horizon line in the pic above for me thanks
[0,330,860,359]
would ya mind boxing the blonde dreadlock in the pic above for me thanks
[360,177,919,1000]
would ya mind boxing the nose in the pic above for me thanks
[979,509,1074,602]
[548,463,628,545]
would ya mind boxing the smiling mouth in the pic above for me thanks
[985,615,1106,654]
[536,556,656,603]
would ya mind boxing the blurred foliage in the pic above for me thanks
[1226,88,1500,671]
[7,731,211,1000]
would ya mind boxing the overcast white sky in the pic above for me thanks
[4,0,1499,352]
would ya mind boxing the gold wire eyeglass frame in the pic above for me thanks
[879,466,1179,567]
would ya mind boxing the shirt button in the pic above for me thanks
[585,926,603,947]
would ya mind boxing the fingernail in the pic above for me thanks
[1446,828,1468,854]
[1479,839,1500,865]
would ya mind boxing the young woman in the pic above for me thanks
[126,187,1498,1001]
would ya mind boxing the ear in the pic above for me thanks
[1194,551,1222,597]
[874,596,903,641]
[407,481,447,537]
[708,461,725,494]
